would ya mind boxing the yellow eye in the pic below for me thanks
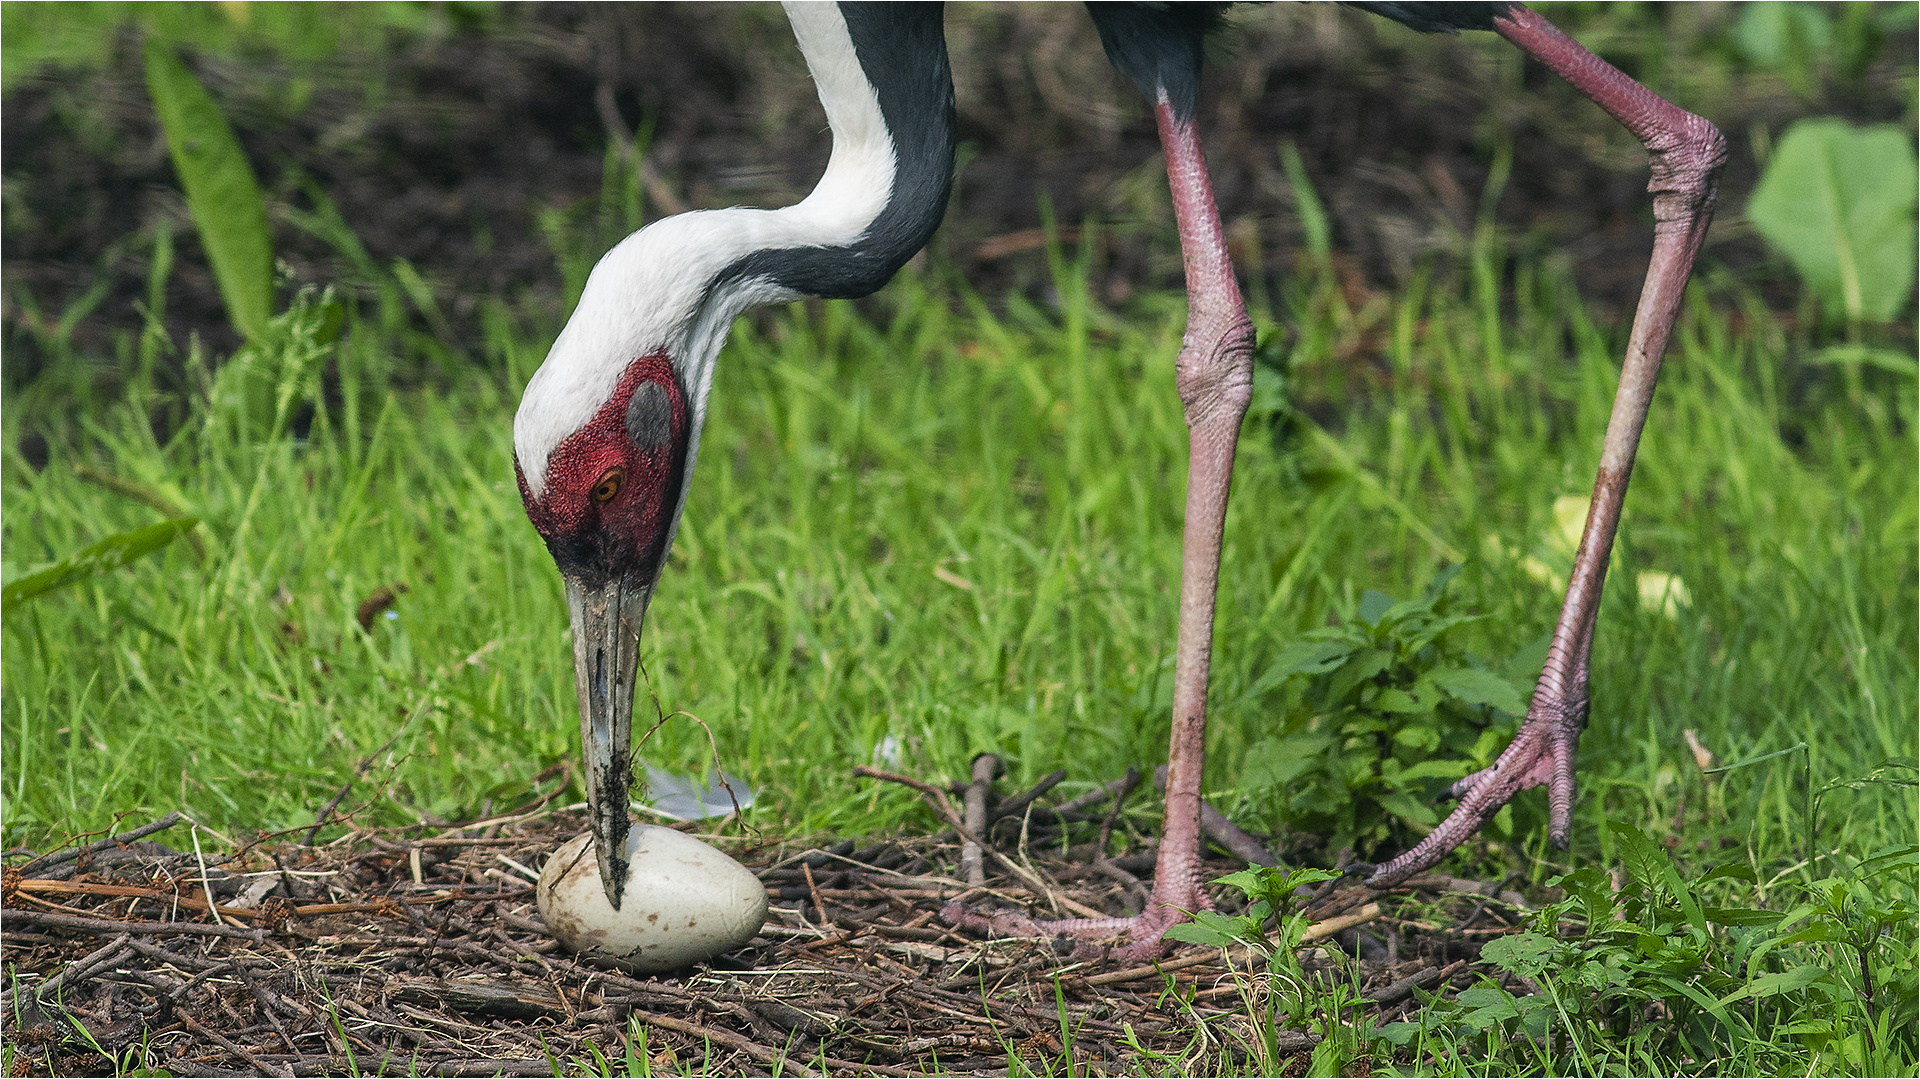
[592,468,624,503]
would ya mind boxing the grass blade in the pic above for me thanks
[143,38,273,340]
[1,517,199,613]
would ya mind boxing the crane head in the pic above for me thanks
[514,352,689,909]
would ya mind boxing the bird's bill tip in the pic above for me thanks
[563,572,654,910]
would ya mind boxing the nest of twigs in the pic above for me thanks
[3,765,1540,1077]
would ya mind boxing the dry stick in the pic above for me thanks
[1,934,131,1007]
[1052,773,1139,816]
[852,766,1103,916]
[1369,959,1468,1007]
[624,1007,834,1078]
[178,1011,293,1078]
[960,754,998,886]
[239,966,300,1054]
[167,959,245,1003]
[123,935,227,972]
[1083,903,1382,987]
[1091,857,1152,913]
[20,811,185,874]
[391,1062,564,1079]
[5,908,266,941]
[1096,766,1143,857]
[801,861,832,928]
[987,768,1066,824]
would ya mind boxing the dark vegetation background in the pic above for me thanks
[5,1,1915,432]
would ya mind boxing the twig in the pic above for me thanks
[961,754,998,886]
[2,933,130,1006]
[20,811,184,874]
[1091,857,1152,913]
[852,766,1070,902]
[801,861,832,928]
[191,825,229,927]
[988,768,1066,825]
[124,934,228,972]
[1369,959,1467,1007]
[1052,774,1138,816]
[1096,767,1142,857]
[178,1012,293,1078]
[5,908,266,941]
[240,966,300,1053]
[627,1006,820,1077]
[302,785,355,846]
[1083,904,1382,986]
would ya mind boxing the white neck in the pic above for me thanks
[515,1,895,497]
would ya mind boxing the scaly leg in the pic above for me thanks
[1371,5,1727,886]
[943,92,1255,959]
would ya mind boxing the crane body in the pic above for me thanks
[512,1,1726,954]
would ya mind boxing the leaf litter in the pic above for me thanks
[2,785,1545,1077]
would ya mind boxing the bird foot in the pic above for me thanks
[1368,693,1585,886]
[940,864,1214,963]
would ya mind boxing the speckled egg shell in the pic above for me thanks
[537,828,768,973]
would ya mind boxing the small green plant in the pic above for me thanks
[1164,863,1342,1071]
[1242,567,1535,860]
[1376,821,1919,1075]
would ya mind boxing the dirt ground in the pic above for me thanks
[2,790,1542,1078]
[7,4,1910,393]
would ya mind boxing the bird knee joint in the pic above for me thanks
[1175,317,1255,429]
[1646,113,1728,221]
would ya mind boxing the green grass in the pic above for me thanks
[3,212,1915,1073]
[7,222,1911,859]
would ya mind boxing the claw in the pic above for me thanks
[1367,700,1586,888]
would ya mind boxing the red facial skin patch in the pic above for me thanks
[517,353,689,585]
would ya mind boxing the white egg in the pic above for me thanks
[537,828,769,973]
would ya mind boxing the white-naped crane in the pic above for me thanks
[512,2,1725,955]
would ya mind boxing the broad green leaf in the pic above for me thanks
[1703,906,1788,927]
[1244,734,1332,788]
[1719,964,1833,1007]
[2,518,199,613]
[1394,758,1474,783]
[1215,868,1267,896]
[1326,648,1395,704]
[1398,612,1485,656]
[1357,588,1397,625]
[145,38,274,340]
[1607,820,1709,938]
[1164,910,1254,949]
[1697,862,1759,886]
[1372,686,1424,713]
[1422,666,1528,715]
[1454,982,1520,1031]
[1250,639,1355,695]
[1376,789,1438,826]
[1748,118,1918,323]
[1481,932,1556,978]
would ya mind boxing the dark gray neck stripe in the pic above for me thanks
[715,3,955,301]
